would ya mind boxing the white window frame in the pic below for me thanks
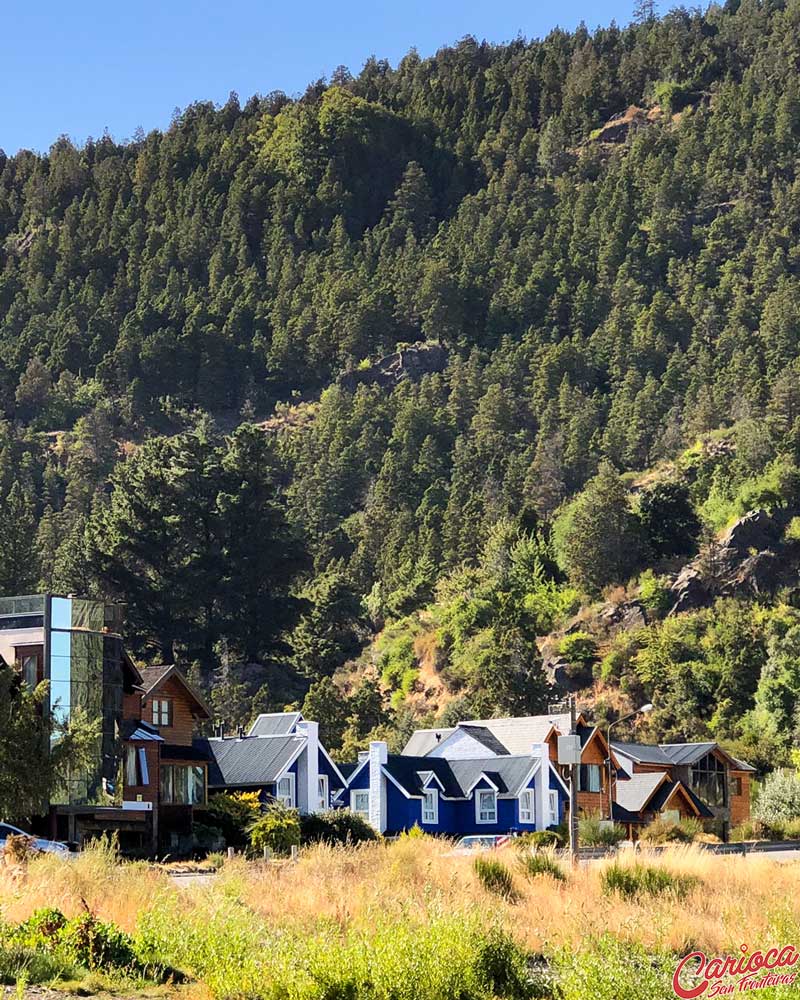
[151,698,172,727]
[351,789,369,818]
[317,774,329,811]
[548,790,559,825]
[422,788,438,824]
[476,789,497,824]
[519,788,533,823]
[276,772,296,808]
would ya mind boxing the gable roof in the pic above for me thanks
[457,713,572,755]
[401,728,457,756]
[121,719,164,742]
[659,742,755,771]
[614,770,714,819]
[456,724,510,755]
[248,712,303,737]
[196,734,305,788]
[139,664,212,720]
[611,740,673,766]
[380,753,549,799]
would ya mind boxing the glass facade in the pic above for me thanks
[46,596,125,806]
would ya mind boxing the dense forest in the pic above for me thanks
[4,0,800,767]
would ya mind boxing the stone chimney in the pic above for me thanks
[368,740,388,833]
[296,720,320,814]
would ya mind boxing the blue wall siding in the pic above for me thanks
[318,750,346,804]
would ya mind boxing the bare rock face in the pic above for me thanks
[669,565,709,615]
[338,342,448,392]
[598,600,649,633]
[545,655,593,692]
[719,508,784,556]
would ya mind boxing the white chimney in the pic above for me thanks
[369,740,388,833]
[532,742,550,831]
[296,720,320,814]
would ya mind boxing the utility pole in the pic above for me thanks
[569,694,579,866]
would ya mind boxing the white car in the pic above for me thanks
[0,822,71,857]
[450,834,513,855]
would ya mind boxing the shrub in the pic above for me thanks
[556,934,677,1000]
[300,809,378,845]
[206,791,261,847]
[58,913,138,971]
[2,833,41,865]
[579,813,627,847]
[558,632,598,664]
[754,769,800,826]
[638,569,673,616]
[515,829,564,851]
[639,817,703,844]
[517,850,566,882]
[248,804,301,856]
[473,857,516,900]
[601,862,700,900]
[729,819,768,842]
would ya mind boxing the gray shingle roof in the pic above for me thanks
[614,771,667,813]
[458,714,571,755]
[248,712,303,737]
[196,734,304,787]
[457,725,510,755]
[401,728,457,756]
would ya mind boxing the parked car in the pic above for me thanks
[450,834,513,854]
[0,822,71,857]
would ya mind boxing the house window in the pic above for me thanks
[317,774,329,811]
[690,753,727,807]
[151,699,173,727]
[276,773,296,808]
[476,789,497,824]
[578,764,602,793]
[124,746,150,787]
[548,790,559,825]
[732,777,743,797]
[18,653,41,688]
[160,765,206,805]
[422,789,438,824]
[519,789,534,823]
[351,789,370,819]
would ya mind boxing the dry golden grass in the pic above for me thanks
[2,836,799,962]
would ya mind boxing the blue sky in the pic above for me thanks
[2,0,635,155]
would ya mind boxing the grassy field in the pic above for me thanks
[2,837,800,1000]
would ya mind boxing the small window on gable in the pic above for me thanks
[548,790,559,825]
[476,789,497,824]
[151,699,172,727]
[317,774,329,811]
[519,789,533,823]
[422,788,438,824]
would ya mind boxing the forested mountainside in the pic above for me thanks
[4,1,800,766]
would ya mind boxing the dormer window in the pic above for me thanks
[476,789,497,824]
[422,789,438,824]
[151,698,173,727]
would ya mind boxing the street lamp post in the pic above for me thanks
[606,703,653,822]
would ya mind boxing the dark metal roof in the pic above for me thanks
[121,719,164,742]
[196,734,304,787]
[248,712,303,737]
[382,754,540,798]
[611,740,673,766]
[659,742,718,766]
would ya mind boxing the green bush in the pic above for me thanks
[300,808,378,845]
[639,817,703,844]
[601,862,700,900]
[516,850,566,881]
[558,632,598,664]
[248,804,301,856]
[206,791,261,847]
[515,829,564,850]
[638,569,673,616]
[754,769,800,826]
[556,934,677,1000]
[473,857,516,900]
[579,813,627,847]
[57,913,139,971]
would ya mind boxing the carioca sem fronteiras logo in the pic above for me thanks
[673,943,799,997]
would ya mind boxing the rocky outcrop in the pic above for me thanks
[668,508,798,615]
[338,342,448,392]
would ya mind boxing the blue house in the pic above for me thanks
[194,713,347,814]
[344,741,568,836]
